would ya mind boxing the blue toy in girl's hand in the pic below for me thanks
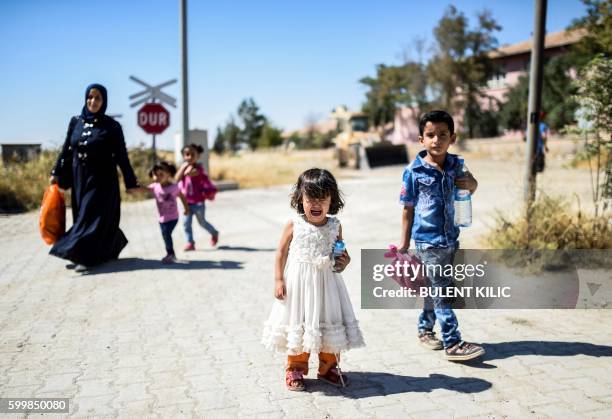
[332,239,345,272]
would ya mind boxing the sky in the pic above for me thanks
[0,0,587,149]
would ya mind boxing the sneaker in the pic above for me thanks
[418,330,443,350]
[184,242,195,251]
[211,234,219,247]
[74,264,89,273]
[162,254,176,264]
[445,341,485,361]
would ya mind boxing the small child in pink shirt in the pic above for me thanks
[137,161,189,263]
[176,143,219,250]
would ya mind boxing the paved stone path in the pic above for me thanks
[1,158,611,418]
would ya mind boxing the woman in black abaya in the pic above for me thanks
[49,83,139,272]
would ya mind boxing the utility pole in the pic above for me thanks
[179,0,189,155]
[524,0,547,205]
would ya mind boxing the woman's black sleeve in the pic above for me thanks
[113,122,138,189]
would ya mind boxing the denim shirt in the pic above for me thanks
[399,150,462,248]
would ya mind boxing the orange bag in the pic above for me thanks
[39,184,66,245]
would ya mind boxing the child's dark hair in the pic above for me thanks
[182,143,204,154]
[148,161,177,178]
[290,168,344,215]
[419,110,455,136]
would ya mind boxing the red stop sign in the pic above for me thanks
[138,103,170,134]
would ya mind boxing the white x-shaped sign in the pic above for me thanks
[129,76,177,108]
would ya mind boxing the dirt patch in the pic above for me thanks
[506,317,534,327]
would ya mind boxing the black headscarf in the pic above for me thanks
[81,83,108,121]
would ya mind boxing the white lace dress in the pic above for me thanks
[262,215,365,355]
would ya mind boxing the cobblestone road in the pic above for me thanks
[1,159,611,418]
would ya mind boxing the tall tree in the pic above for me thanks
[500,55,580,132]
[571,55,612,222]
[360,61,428,129]
[223,117,242,152]
[213,127,226,154]
[360,66,397,128]
[428,6,501,138]
[570,0,612,60]
[258,123,284,148]
[237,98,267,150]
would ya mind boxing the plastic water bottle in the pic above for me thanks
[454,158,472,227]
[332,240,345,272]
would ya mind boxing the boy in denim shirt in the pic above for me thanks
[398,110,485,361]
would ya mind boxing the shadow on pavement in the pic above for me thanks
[306,372,491,397]
[217,245,275,252]
[82,257,244,275]
[482,341,612,361]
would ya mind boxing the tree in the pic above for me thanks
[500,0,611,133]
[360,61,429,129]
[570,0,612,61]
[215,99,285,152]
[500,55,579,132]
[499,75,529,131]
[213,127,226,154]
[237,98,267,150]
[219,116,241,152]
[428,6,501,138]
[258,123,284,148]
[571,55,612,220]
[360,66,397,129]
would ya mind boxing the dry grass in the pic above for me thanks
[0,151,58,212]
[209,148,338,188]
[0,147,340,212]
[485,193,611,272]
[486,193,611,250]
[569,146,610,170]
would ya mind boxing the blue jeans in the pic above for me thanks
[184,202,218,244]
[159,219,178,255]
[416,242,461,348]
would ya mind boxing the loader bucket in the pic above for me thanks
[364,144,409,168]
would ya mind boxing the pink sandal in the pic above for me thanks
[285,370,305,391]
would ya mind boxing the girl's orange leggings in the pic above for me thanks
[286,352,339,375]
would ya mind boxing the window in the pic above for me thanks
[487,70,507,89]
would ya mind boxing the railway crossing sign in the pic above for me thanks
[129,76,177,108]
[129,76,178,159]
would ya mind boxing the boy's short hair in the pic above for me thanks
[148,161,177,178]
[419,110,455,136]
